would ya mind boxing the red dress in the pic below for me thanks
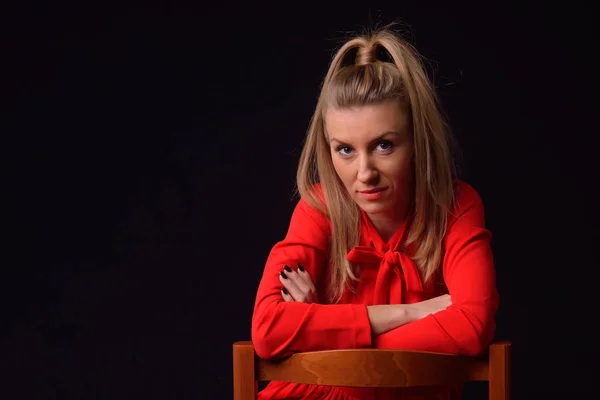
[251,181,500,399]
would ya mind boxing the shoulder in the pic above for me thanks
[294,183,332,235]
[453,180,483,208]
[298,183,327,212]
[448,180,486,228]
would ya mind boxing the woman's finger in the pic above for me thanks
[296,264,317,295]
[284,265,314,302]
[279,270,306,302]
[281,286,294,302]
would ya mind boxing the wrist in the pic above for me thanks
[396,304,417,325]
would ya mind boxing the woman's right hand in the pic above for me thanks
[279,264,317,304]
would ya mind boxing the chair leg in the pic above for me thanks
[489,342,511,400]
[233,342,257,400]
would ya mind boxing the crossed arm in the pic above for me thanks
[279,265,452,335]
[251,184,499,359]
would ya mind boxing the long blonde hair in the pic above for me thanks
[296,27,457,303]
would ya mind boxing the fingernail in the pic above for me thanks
[280,271,288,279]
[281,287,288,295]
[284,265,292,273]
[297,264,305,272]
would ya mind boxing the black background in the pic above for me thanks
[2,2,598,399]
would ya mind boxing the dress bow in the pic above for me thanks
[347,243,424,304]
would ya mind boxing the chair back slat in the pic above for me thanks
[257,348,489,387]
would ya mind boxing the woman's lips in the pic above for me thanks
[358,186,388,200]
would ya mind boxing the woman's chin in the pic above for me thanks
[356,201,389,215]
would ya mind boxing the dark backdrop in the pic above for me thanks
[2,2,597,399]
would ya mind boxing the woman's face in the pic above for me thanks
[325,100,414,219]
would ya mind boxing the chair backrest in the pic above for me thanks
[233,341,511,400]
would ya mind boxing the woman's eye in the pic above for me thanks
[337,146,352,156]
[377,140,393,152]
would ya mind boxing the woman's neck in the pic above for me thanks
[367,203,410,243]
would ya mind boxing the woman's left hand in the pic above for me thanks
[279,264,317,303]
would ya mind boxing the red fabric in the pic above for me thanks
[251,181,499,399]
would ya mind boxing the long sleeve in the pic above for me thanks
[251,194,372,360]
[375,182,500,356]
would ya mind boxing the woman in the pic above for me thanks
[251,27,500,400]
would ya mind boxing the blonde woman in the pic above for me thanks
[251,27,499,400]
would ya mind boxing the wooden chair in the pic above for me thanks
[233,341,511,400]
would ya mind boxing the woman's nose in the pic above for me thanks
[357,155,378,183]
